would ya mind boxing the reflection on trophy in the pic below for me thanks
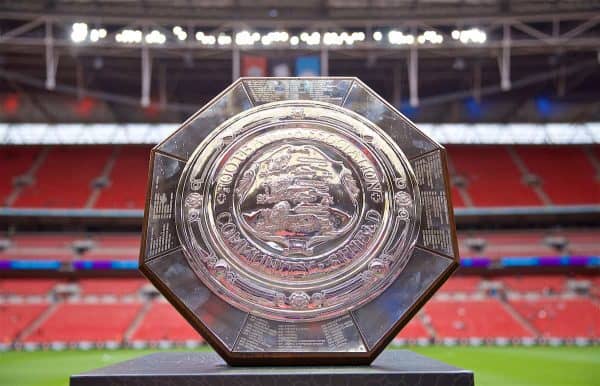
[238,144,360,256]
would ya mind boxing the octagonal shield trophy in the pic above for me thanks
[139,78,459,366]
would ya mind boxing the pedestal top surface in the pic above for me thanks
[71,350,474,386]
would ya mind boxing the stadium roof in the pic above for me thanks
[0,1,599,124]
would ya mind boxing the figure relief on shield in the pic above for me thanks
[235,143,361,256]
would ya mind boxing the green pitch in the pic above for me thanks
[1,346,598,386]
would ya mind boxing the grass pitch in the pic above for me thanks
[1,346,598,386]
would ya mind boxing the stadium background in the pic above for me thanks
[0,1,599,385]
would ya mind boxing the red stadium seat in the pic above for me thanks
[0,279,59,296]
[3,145,597,209]
[130,301,202,343]
[78,279,146,296]
[448,145,542,207]
[516,146,600,205]
[563,230,600,256]
[396,318,430,340]
[93,234,141,249]
[77,250,138,261]
[13,146,113,208]
[450,186,465,208]
[24,302,142,343]
[77,234,140,261]
[11,234,80,248]
[1,234,79,261]
[510,298,600,338]
[94,147,151,209]
[0,147,41,205]
[499,275,566,293]
[425,298,533,339]
[461,231,556,259]
[439,277,481,293]
[0,303,49,343]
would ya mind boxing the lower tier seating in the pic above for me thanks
[396,318,430,340]
[0,303,48,344]
[130,301,203,343]
[424,299,533,339]
[0,277,598,347]
[510,298,600,338]
[24,302,142,343]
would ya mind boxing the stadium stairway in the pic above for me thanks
[444,151,473,207]
[13,302,58,344]
[85,147,119,208]
[418,312,438,341]
[505,146,551,205]
[498,298,541,337]
[123,301,153,342]
[1,303,49,345]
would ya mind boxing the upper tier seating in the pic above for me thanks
[425,298,533,339]
[516,146,600,205]
[0,303,48,343]
[0,147,40,206]
[94,147,151,209]
[130,301,202,343]
[447,145,542,207]
[13,147,112,208]
[3,145,599,209]
[510,298,600,338]
[450,186,465,208]
[24,302,142,343]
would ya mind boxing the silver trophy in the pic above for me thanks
[140,78,459,365]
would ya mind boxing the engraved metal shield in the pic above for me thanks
[139,77,459,365]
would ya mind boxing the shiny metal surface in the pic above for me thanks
[140,77,459,365]
[352,247,453,349]
[147,248,248,350]
[176,101,421,322]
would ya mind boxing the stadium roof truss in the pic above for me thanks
[0,2,599,108]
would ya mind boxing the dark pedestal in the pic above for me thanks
[70,350,474,386]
